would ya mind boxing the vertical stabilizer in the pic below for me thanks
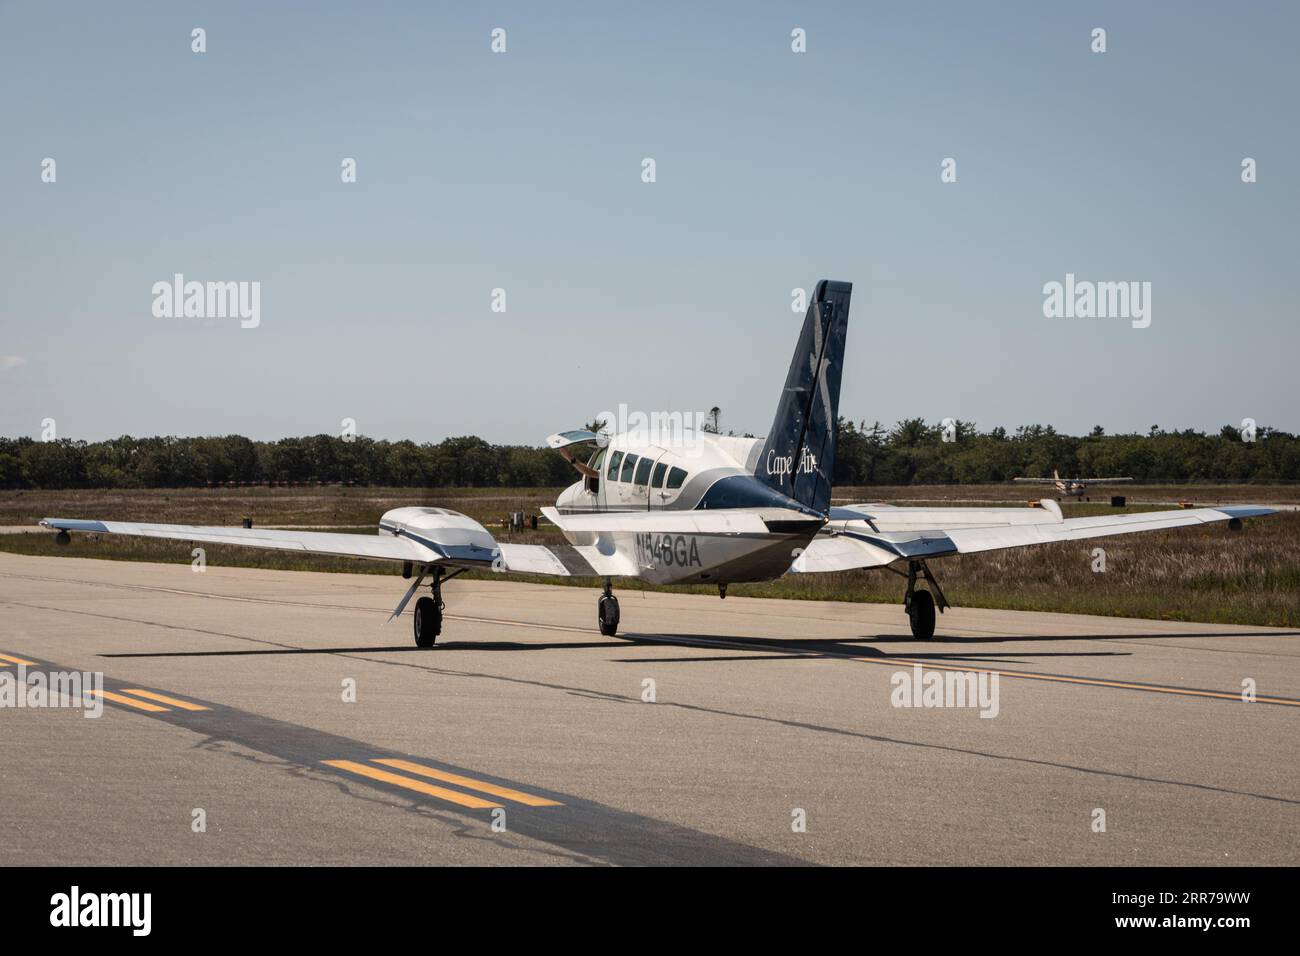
[754,279,852,514]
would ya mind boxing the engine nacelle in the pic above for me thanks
[378,507,499,564]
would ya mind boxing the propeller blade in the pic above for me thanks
[386,569,428,623]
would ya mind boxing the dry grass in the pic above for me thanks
[1,486,1295,627]
[0,486,558,530]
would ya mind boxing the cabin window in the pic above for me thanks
[666,466,687,489]
[634,458,653,486]
[652,462,668,487]
[607,451,623,479]
[620,454,639,482]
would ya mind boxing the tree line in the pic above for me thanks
[0,435,574,489]
[833,420,1298,485]
[0,421,1295,489]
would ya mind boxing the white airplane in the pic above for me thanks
[41,280,1274,642]
[1014,470,1134,499]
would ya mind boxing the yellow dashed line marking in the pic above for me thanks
[322,759,503,810]
[0,653,37,666]
[374,758,562,807]
[90,689,170,712]
[120,689,210,711]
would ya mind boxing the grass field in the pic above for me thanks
[1,485,1296,628]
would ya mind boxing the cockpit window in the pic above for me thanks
[634,458,653,486]
[652,462,668,487]
[607,451,623,479]
[590,448,606,472]
[620,454,638,482]
[666,466,687,489]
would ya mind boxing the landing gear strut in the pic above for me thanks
[414,569,446,648]
[902,559,949,640]
[598,578,620,637]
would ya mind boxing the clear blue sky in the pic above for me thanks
[1,1,1296,443]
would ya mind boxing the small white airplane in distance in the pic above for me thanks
[1014,470,1134,499]
[41,280,1274,642]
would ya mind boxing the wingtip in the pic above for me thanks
[1217,505,1276,519]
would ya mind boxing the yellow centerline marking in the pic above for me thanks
[849,655,1300,707]
[0,653,37,666]
[322,760,503,810]
[90,689,170,712]
[120,689,210,711]
[374,758,562,807]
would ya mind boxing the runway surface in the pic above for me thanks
[1,551,1297,866]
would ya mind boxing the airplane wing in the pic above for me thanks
[38,516,634,579]
[40,518,437,563]
[494,541,637,578]
[1011,477,1056,483]
[790,505,1275,572]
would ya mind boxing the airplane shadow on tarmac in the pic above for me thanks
[615,633,1132,665]
[95,629,1297,664]
[100,642,619,658]
[99,633,1133,666]
[605,629,1300,665]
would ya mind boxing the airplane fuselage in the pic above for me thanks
[546,431,825,586]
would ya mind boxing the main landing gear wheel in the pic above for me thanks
[900,558,948,640]
[907,590,936,639]
[414,595,442,648]
[598,579,620,637]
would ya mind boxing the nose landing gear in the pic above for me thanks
[598,578,620,637]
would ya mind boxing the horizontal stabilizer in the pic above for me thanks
[542,506,776,536]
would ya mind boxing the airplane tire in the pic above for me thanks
[414,596,441,648]
[908,590,936,639]
[598,594,620,637]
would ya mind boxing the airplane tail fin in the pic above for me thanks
[754,279,852,515]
